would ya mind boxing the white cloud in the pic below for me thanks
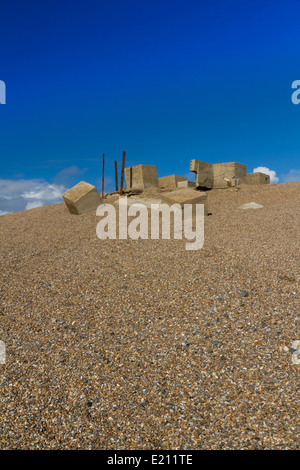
[279,169,300,183]
[21,184,65,200]
[25,201,45,210]
[0,178,66,214]
[253,166,279,184]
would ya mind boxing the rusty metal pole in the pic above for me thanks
[102,153,105,198]
[114,160,119,192]
[119,151,126,196]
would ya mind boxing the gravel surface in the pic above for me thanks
[0,182,299,450]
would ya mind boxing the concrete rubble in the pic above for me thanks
[62,158,270,215]
[158,174,187,189]
[190,159,270,189]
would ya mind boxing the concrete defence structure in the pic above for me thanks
[125,164,158,190]
[190,159,270,189]
[63,181,103,215]
[62,157,268,217]
[158,175,187,190]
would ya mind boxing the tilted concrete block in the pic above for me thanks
[125,165,158,190]
[158,175,187,189]
[190,160,213,188]
[63,181,103,215]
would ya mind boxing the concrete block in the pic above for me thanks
[242,172,270,185]
[212,162,246,188]
[158,175,187,189]
[190,159,270,189]
[125,165,158,190]
[190,160,213,188]
[212,177,230,189]
[177,180,196,188]
[63,181,103,215]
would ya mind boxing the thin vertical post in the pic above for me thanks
[129,166,132,189]
[102,153,105,198]
[114,160,119,191]
[119,151,126,196]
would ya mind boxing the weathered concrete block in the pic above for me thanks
[212,162,247,188]
[158,175,187,189]
[190,159,270,189]
[212,176,230,189]
[177,180,196,188]
[125,165,158,190]
[190,160,213,188]
[63,181,103,215]
[241,172,270,185]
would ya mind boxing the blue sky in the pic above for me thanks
[0,0,300,213]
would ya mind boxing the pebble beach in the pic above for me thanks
[0,182,299,450]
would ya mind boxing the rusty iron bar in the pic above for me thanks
[114,160,119,191]
[119,151,126,196]
[102,153,105,198]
